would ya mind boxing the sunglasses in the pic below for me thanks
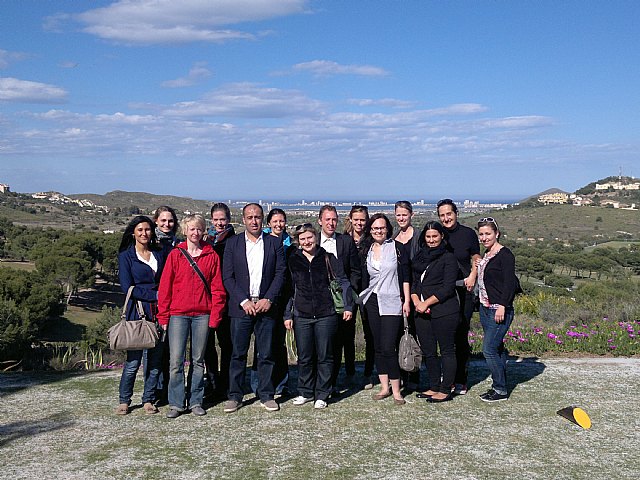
[295,223,314,232]
[479,217,498,228]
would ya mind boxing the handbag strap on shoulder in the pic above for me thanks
[178,247,212,297]
[325,254,336,281]
[121,285,147,320]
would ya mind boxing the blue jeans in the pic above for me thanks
[480,305,514,395]
[294,314,338,401]
[168,315,210,410]
[229,314,275,403]
[118,342,163,405]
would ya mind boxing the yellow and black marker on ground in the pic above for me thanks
[557,406,592,429]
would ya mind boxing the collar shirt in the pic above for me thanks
[320,232,338,258]
[245,233,264,298]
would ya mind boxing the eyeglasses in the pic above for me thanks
[371,226,387,232]
[295,223,313,232]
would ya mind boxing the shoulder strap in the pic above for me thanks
[178,248,212,297]
[121,285,147,320]
[325,254,336,281]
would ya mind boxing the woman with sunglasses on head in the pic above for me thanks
[411,221,460,403]
[284,224,353,409]
[344,205,375,389]
[115,216,167,415]
[476,217,519,403]
[358,214,411,405]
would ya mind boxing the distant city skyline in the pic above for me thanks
[1,1,639,199]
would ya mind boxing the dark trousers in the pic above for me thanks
[454,288,475,385]
[415,311,458,394]
[204,314,232,395]
[331,314,356,386]
[365,294,402,380]
[271,313,290,391]
[228,314,275,403]
[294,314,338,401]
[360,304,375,377]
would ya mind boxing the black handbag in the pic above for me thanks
[398,314,422,372]
[107,286,159,351]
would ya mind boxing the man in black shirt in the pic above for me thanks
[438,199,481,395]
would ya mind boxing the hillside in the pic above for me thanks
[460,203,640,244]
[68,190,213,215]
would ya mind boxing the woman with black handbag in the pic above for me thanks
[284,224,353,410]
[410,221,460,403]
[116,216,168,415]
[157,214,227,418]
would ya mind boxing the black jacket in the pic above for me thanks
[481,247,518,307]
[411,248,460,319]
[285,247,353,319]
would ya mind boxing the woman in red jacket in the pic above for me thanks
[158,214,226,418]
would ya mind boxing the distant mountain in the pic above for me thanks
[519,188,568,203]
[68,190,213,215]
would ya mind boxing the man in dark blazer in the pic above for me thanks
[222,203,286,413]
[317,205,362,394]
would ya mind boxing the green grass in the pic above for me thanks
[0,360,638,479]
[0,260,36,271]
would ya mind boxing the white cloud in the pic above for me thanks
[161,62,212,88]
[72,0,308,45]
[58,61,79,69]
[0,77,67,103]
[0,49,29,69]
[289,60,389,77]
[162,83,324,118]
[347,98,417,109]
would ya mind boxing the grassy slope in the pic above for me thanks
[0,359,637,479]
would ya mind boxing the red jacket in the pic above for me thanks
[157,241,226,328]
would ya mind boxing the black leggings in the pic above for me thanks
[415,311,458,394]
[365,294,402,380]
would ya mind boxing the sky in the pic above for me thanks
[1,0,639,202]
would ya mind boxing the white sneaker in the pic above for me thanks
[314,399,328,409]
[292,395,314,406]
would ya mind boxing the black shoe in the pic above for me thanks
[480,390,508,403]
[415,393,432,399]
[426,395,452,403]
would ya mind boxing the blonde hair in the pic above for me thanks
[181,214,206,236]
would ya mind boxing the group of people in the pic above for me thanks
[115,199,520,418]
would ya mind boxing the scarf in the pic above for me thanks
[155,227,176,247]
[412,243,447,277]
[207,224,235,245]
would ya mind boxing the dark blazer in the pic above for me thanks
[222,232,286,318]
[411,250,460,319]
[318,232,362,293]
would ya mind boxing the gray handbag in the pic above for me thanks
[398,314,422,372]
[107,286,159,351]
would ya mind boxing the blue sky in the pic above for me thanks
[1,0,638,201]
